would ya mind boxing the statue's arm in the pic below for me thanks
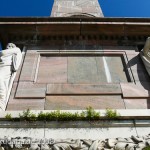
[11,48,22,71]
[1,47,21,55]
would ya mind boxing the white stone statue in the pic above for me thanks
[0,43,22,110]
[140,37,150,76]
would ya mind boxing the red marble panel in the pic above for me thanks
[45,95,125,110]
[7,83,45,110]
[15,82,46,98]
[7,99,45,110]
[37,56,67,84]
[124,99,150,109]
[19,52,39,81]
[47,83,121,95]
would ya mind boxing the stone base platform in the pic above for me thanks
[6,46,150,110]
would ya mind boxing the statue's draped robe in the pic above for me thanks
[0,48,22,110]
[140,37,150,76]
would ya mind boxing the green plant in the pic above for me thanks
[5,113,12,120]
[38,111,80,121]
[4,107,121,121]
[105,109,120,119]
[143,146,150,150]
[58,111,80,121]
[19,109,37,121]
[45,110,60,121]
[81,106,100,120]
[37,111,46,121]
[29,113,37,121]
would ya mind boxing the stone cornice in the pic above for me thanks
[0,17,150,46]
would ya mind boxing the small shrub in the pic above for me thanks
[80,106,100,120]
[5,113,12,120]
[19,109,37,121]
[37,111,46,121]
[45,110,60,121]
[58,112,79,121]
[29,113,37,121]
[2,108,101,121]
[105,109,120,119]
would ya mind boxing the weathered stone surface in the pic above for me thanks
[124,99,150,109]
[15,82,46,98]
[19,52,39,82]
[47,83,121,94]
[68,56,101,84]
[37,55,128,84]
[6,47,150,110]
[45,95,125,110]
[121,82,150,98]
[7,99,45,110]
[99,56,128,83]
[37,56,67,84]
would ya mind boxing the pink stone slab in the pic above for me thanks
[7,99,45,110]
[103,51,124,55]
[47,83,122,95]
[19,52,39,81]
[7,82,45,110]
[15,82,46,98]
[124,98,150,109]
[37,56,67,83]
[121,82,150,98]
[45,95,125,110]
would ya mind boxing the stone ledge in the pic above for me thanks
[0,120,137,128]
[47,84,122,95]
[0,109,150,120]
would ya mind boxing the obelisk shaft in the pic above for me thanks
[51,0,104,17]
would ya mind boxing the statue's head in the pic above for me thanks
[6,43,16,49]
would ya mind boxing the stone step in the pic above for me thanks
[47,83,122,95]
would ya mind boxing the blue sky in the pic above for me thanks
[0,0,150,17]
[0,0,53,16]
[99,0,150,17]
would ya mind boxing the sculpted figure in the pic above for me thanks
[140,37,150,76]
[0,43,22,110]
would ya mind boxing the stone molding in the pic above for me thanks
[0,134,150,149]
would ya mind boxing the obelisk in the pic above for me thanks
[51,0,104,17]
